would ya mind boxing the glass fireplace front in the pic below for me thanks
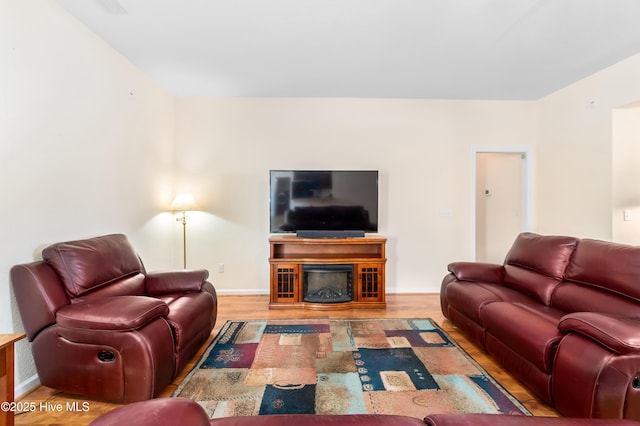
[302,264,353,303]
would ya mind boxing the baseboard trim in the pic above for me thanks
[15,374,40,398]
[215,288,440,295]
[215,289,270,295]
[390,287,441,294]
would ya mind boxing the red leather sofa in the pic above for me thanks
[89,398,640,425]
[441,232,640,420]
[11,234,217,403]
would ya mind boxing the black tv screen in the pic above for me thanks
[270,170,378,234]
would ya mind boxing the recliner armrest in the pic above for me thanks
[145,269,209,295]
[558,312,640,355]
[447,262,505,283]
[11,262,70,341]
[56,296,169,331]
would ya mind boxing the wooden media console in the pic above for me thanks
[269,235,386,310]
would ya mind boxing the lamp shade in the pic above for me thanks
[171,193,195,211]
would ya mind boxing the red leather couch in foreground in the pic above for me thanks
[11,234,217,403]
[441,232,640,420]
[89,398,640,425]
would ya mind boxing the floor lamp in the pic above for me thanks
[171,193,195,269]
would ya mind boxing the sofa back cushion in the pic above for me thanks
[550,281,640,317]
[42,234,145,298]
[502,233,578,305]
[565,239,640,300]
[551,238,640,314]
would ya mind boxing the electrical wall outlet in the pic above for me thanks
[217,263,225,273]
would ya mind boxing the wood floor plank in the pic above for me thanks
[15,294,559,425]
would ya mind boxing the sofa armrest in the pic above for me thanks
[558,312,640,355]
[145,269,209,295]
[56,296,169,331]
[447,262,505,283]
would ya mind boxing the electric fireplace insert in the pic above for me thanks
[302,264,354,303]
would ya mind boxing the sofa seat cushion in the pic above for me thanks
[164,292,215,351]
[445,281,539,324]
[481,302,563,373]
[510,303,566,324]
[56,296,169,331]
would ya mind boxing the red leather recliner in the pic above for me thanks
[11,234,217,403]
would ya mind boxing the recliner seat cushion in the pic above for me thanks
[56,296,169,331]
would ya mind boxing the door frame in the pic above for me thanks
[471,146,535,261]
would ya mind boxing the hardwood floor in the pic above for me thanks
[15,294,559,425]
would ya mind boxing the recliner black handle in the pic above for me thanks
[633,377,640,389]
[98,351,116,362]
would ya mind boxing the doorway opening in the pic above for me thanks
[471,147,534,262]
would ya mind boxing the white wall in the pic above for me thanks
[537,53,640,239]
[1,0,175,391]
[173,98,538,295]
[612,104,640,244]
[173,52,640,300]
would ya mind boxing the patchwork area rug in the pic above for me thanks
[173,318,530,419]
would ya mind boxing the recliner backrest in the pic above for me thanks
[550,238,640,316]
[42,233,145,298]
[502,232,578,305]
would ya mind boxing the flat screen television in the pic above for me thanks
[270,170,378,237]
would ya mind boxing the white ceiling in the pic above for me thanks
[55,0,640,100]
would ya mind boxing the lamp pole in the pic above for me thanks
[177,210,187,269]
[171,193,195,270]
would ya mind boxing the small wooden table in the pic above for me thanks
[1,334,25,426]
